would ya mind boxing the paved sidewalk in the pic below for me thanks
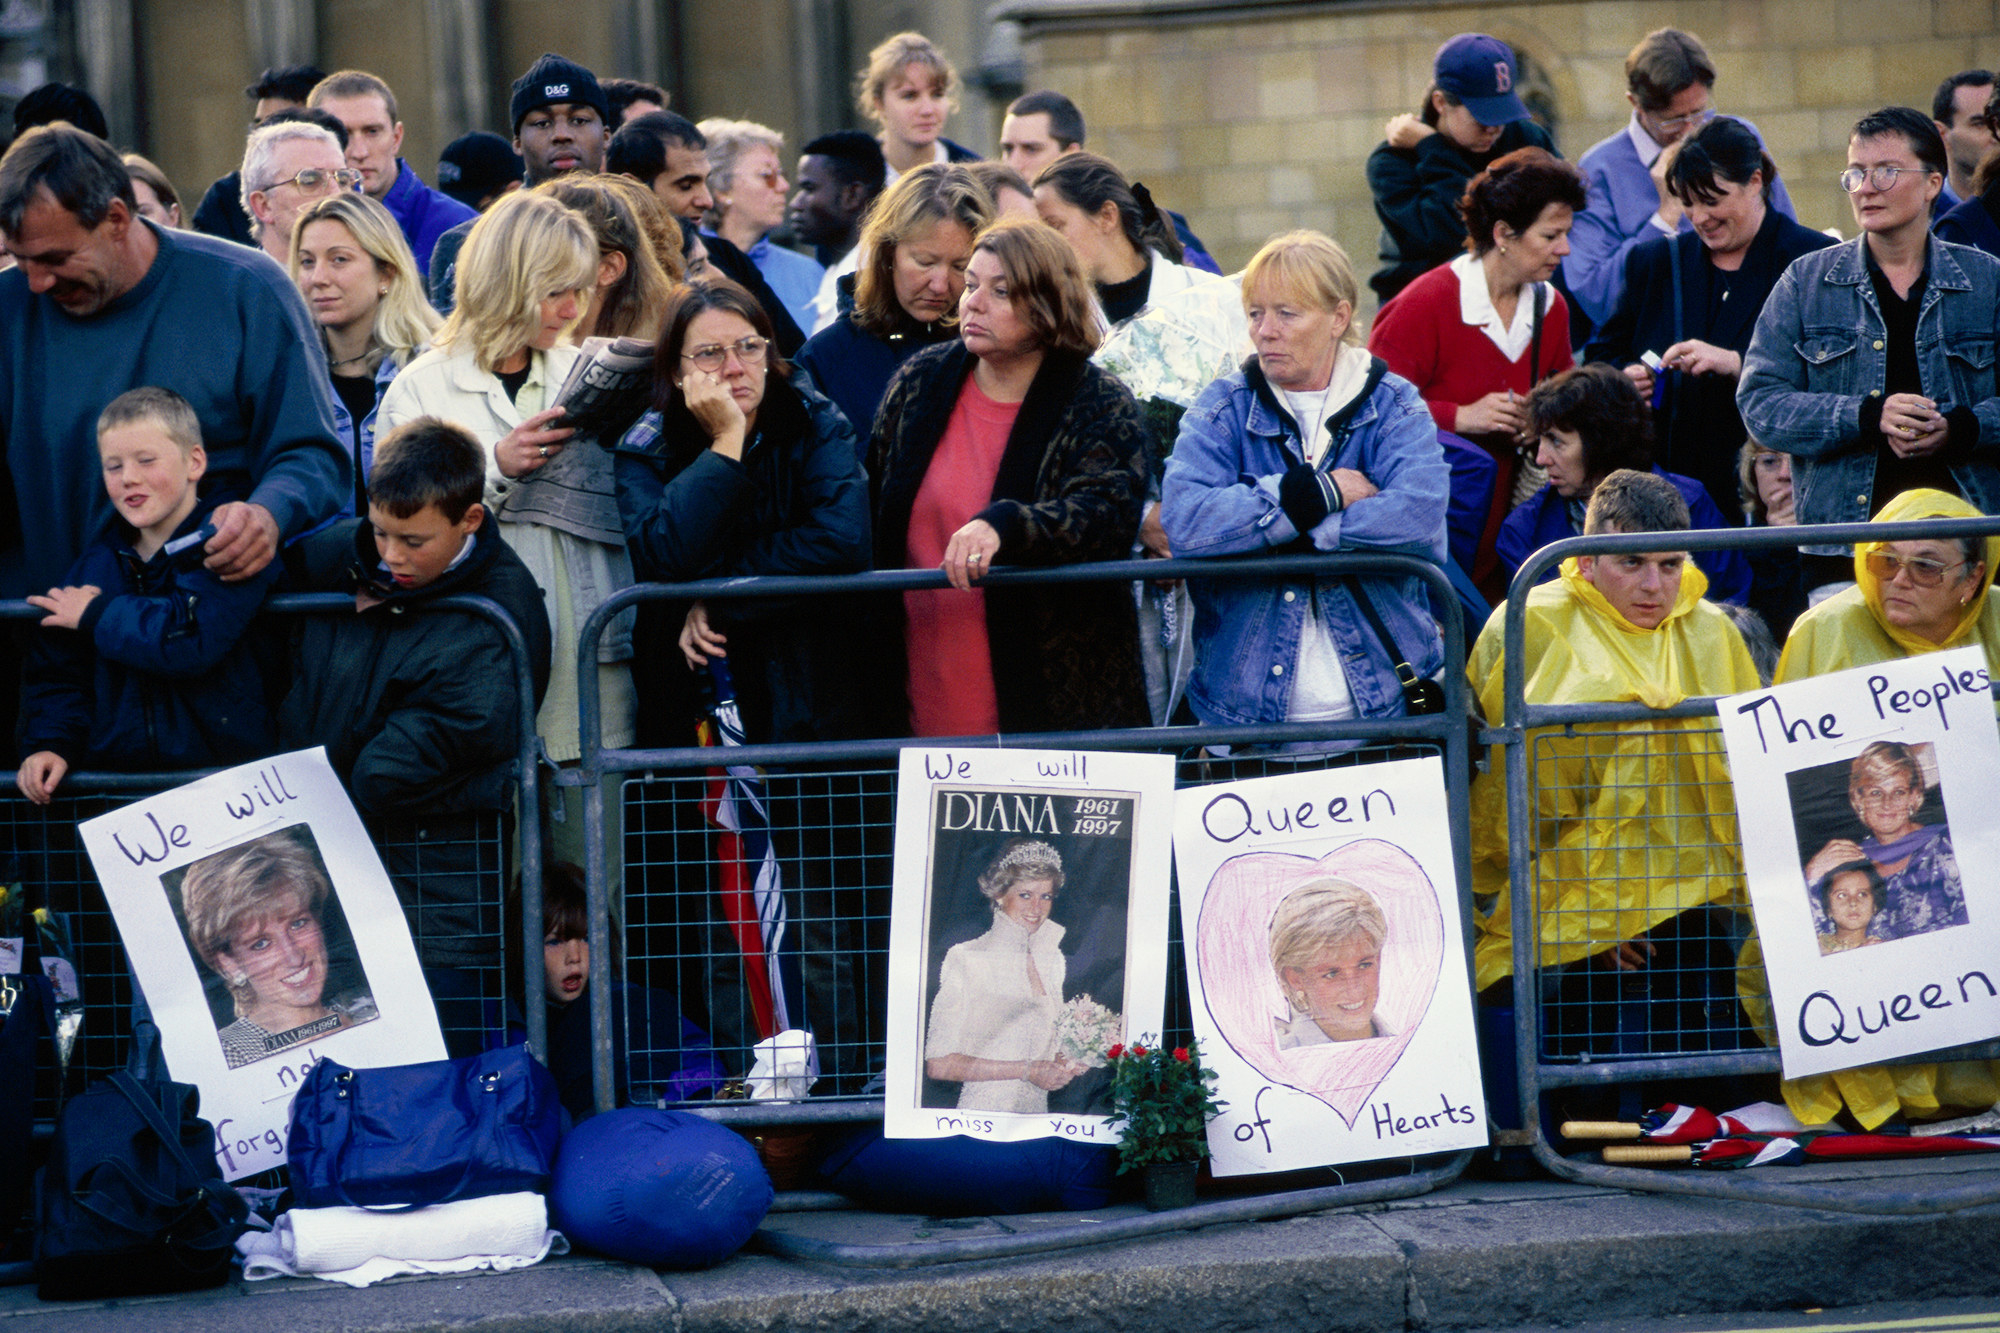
[5,1157,2000,1332]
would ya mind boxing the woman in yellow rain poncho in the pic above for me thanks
[1467,475,1761,1009]
[1742,488,2000,1128]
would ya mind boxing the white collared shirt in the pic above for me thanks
[1625,112,1680,237]
[1451,252,1542,364]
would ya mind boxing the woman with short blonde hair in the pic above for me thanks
[180,830,376,1068]
[380,187,639,818]
[1161,228,1450,748]
[1268,878,1392,1046]
[1240,230,1366,350]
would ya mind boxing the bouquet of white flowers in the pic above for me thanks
[1050,995,1123,1068]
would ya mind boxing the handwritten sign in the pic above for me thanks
[79,748,444,1180]
[1171,756,1486,1175]
[884,748,1175,1144]
[1716,648,2000,1078]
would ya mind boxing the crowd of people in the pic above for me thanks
[2,25,1999,1137]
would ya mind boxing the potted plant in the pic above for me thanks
[1103,1036,1224,1210]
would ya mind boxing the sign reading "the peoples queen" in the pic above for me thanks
[1717,648,2000,1080]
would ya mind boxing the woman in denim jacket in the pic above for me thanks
[1737,108,2000,546]
[1162,230,1451,738]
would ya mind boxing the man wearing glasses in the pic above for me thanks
[1739,106,2000,590]
[241,121,361,266]
[0,124,346,604]
[1565,27,1795,337]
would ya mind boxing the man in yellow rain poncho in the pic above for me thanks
[1469,470,1760,1061]
[1740,487,2000,1128]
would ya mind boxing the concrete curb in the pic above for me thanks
[6,1163,1999,1332]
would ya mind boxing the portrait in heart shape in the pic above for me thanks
[1195,839,1444,1128]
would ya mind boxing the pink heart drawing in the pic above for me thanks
[1195,839,1444,1128]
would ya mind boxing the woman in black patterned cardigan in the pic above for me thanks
[867,217,1151,736]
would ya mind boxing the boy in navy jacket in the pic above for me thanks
[16,388,278,801]
[277,416,550,1050]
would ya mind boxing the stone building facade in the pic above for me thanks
[6,0,1996,307]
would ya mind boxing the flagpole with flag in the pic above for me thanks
[696,657,800,1041]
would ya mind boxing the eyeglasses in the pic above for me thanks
[750,169,786,190]
[1646,105,1716,135]
[1864,549,1965,586]
[262,167,363,194]
[681,336,769,373]
[1839,165,1932,194]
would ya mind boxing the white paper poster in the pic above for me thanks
[884,748,1176,1144]
[1172,756,1486,1175]
[1716,648,2000,1078]
[80,748,445,1179]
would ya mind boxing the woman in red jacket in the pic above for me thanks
[1370,147,1585,595]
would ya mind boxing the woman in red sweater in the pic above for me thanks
[1369,147,1586,594]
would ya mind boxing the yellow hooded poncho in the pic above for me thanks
[1741,488,2000,1128]
[1469,557,1761,991]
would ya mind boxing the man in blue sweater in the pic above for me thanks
[309,70,476,273]
[1564,28,1796,336]
[0,124,348,600]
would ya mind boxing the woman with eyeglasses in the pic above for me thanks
[1739,487,2000,1131]
[1739,106,2000,587]
[696,118,823,338]
[615,277,870,743]
[615,278,873,1084]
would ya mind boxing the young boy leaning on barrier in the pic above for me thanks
[276,417,551,1050]
[1465,469,1762,1084]
[16,387,280,803]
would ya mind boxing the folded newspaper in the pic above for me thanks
[495,336,654,545]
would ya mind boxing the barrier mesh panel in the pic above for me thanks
[1525,719,1764,1064]
[619,741,1444,1106]
[7,792,511,1127]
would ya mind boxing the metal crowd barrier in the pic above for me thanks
[574,552,1479,1264]
[3,590,548,1141]
[1502,517,2000,1214]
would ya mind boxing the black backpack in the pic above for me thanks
[35,1072,248,1300]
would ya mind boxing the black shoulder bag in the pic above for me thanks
[35,1072,248,1300]
[1350,583,1445,716]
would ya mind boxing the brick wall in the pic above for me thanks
[1015,0,2000,304]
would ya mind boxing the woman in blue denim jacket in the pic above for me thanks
[1161,231,1451,735]
[1736,108,2000,536]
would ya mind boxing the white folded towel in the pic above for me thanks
[237,1191,567,1287]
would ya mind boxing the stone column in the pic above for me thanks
[73,0,136,146]
[789,0,848,137]
[424,0,492,147]
[611,0,665,85]
[243,0,316,74]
